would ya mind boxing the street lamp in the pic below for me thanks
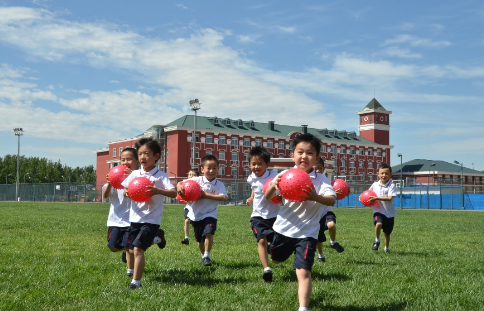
[33,173,40,202]
[189,99,201,170]
[14,128,24,201]
[454,161,464,208]
[24,172,30,183]
[397,153,403,209]
[427,163,436,209]
[6,174,12,184]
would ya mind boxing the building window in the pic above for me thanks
[206,135,213,144]
[219,136,225,145]
[340,160,346,167]
[244,138,250,147]
[244,168,250,177]
[232,152,238,161]
[370,115,372,123]
[219,166,225,176]
[226,119,231,126]
[250,121,255,128]
[368,149,373,156]
[256,139,262,147]
[377,149,381,156]
[232,137,238,147]
[195,150,199,158]
[368,162,373,168]
[113,148,116,158]
[279,154,284,158]
[238,120,243,127]
[119,147,123,156]
[350,147,355,155]
[231,182,237,195]
[331,146,336,154]
[359,174,365,181]
[206,150,212,155]
[244,153,249,162]
[360,116,363,124]
[267,140,273,148]
[231,167,237,176]
[166,150,168,159]
[219,152,225,160]
[350,161,355,168]
[375,115,378,124]
[195,134,200,142]
[359,148,364,155]
[340,147,346,154]
[322,145,326,152]
[243,184,251,198]
[214,118,219,125]
[278,141,284,149]
[385,116,388,125]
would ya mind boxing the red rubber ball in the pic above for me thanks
[180,180,202,202]
[331,179,350,200]
[128,177,153,203]
[108,165,128,189]
[360,190,378,207]
[278,168,313,202]
[263,178,282,204]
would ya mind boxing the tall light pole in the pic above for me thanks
[24,173,30,183]
[6,174,12,184]
[33,173,40,202]
[454,161,464,208]
[189,99,201,170]
[14,128,24,201]
[397,153,403,209]
[427,163,436,209]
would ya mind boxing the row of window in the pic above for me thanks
[196,135,287,149]
[337,161,376,168]
[194,150,285,161]
[322,146,385,156]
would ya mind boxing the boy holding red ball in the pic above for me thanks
[265,133,336,311]
[365,163,397,253]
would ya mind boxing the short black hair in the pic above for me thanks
[316,157,325,166]
[378,163,392,173]
[134,137,162,156]
[291,133,321,154]
[248,146,271,164]
[121,147,138,161]
[201,154,219,167]
[188,168,200,177]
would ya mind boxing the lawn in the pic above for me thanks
[0,202,483,310]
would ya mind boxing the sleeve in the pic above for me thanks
[121,171,137,188]
[160,174,175,190]
[319,179,336,197]
[388,183,397,197]
[246,175,252,184]
[218,182,228,198]
[369,183,375,192]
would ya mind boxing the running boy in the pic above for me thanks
[245,146,280,282]
[365,163,397,253]
[122,137,177,289]
[177,154,228,266]
[102,148,138,276]
[181,169,199,245]
[265,134,336,311]
[313,157,345,262]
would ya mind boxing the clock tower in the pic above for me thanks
[357,98,391,145]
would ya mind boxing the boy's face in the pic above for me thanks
[188,170,197,178]
[120,151,139,170]
[378,167,392,184]
[313,162,324,174]
[249,156,269,177]
[291,142,317,173]
[138,145,160,171]
[201,159,218,181]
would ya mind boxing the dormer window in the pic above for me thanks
[250,121,255,128]
[353,133,357,139]
[238,120,243,127]
[226,119,231,126]
[343,131,347,138]
[214,117,219,125]
[334,130,339,137]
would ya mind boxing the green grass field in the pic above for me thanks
[1,202,483,311]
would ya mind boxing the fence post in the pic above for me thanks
[84,181,87,203]
[451,179,453,210]
[439,177,442,210]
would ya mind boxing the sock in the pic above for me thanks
[203,251,210,258]
[299,307,308,311]
[131,279,141,286]
[127,269,134,274]
[153,236,162,244]
[185,236,189,239]
[264,267,272,272]
[330,240,335,245]
[384,247,389,251]
[375,238,380,243]
[318,253,325,258]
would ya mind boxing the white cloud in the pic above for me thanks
[176,3,188,10]
[237,34,262,44]
[383,46,422,58]
[109,80,119,83]
[382,35,451,48]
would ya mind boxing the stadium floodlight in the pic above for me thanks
[189,99,201,170]
[6,174,12,184]
[14,128,24,201]
[427,163,436,209]
[454,160,464,208]
[24,173,30,183]
[397,153,403,209]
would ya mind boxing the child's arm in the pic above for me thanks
[369,195,393,203]
[265,174,281,200]
[246,190,255,206]
[301,185,336,206]
[176,181,185,195]
[199,191,228,202]
[103,174,112,199]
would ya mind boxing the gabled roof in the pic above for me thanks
[166,115,384,146]
[364,98,386,110]
[392,159,484,175]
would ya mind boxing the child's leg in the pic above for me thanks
[258,237,270,268]
[198,242,205,254]
[384,233,390,248]
[327,221,336,241]
[375,222,382,240]
[184,219,190,237]
[204,233,213,254]
[133,247,145,281]
[316,242,323,254]
[296,268,312,309]
[125,247,134,270]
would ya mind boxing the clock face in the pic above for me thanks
[380,116,384,121]
[364,116,369,121]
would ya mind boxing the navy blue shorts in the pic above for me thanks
[250,217,276,243]
[107,226,130,250]
[317,212,336,242]
[184,208,189,220]
[191,217,217,243]
[128,222,160,251]
[270,232,317,271]
[374,213,395,235]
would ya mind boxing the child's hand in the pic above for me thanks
[105,174,110,184]
[368,196,377,203]
[176,182,185,195]
[246,197,253,206]
[124,168,133,176]
[335,189,342,196]
[199,191,208,199]
[145,183,157,196]
[124,188,130,198]
[300,184,317,201]
[273,174,282,190]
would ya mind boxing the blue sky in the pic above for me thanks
[1,0,483,171]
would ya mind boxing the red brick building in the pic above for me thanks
[94,98,394,188]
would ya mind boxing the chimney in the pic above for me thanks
[268,121,275,131]
[301,125,308,134]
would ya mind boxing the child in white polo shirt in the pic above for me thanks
[181,169,200,245]
[365,163,397,253]
[265,133,336,311]
[177,154,228,267]
[245,146,280,282]
[122,138,177,289]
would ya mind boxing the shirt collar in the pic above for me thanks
[379,179,391,187]
[250,170,270,179]
[202,175,217,185]
[292,165,317,178]
[141,166,159,176]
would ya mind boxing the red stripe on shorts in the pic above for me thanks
[304,243,309,260]
[254,227,258,234]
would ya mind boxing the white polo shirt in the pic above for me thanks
[186,176,228,221]
[272,169,336,239]
[369,180,398,218]
[247,170,281,219]
[121,167,174,225]
[102,184,131,227]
